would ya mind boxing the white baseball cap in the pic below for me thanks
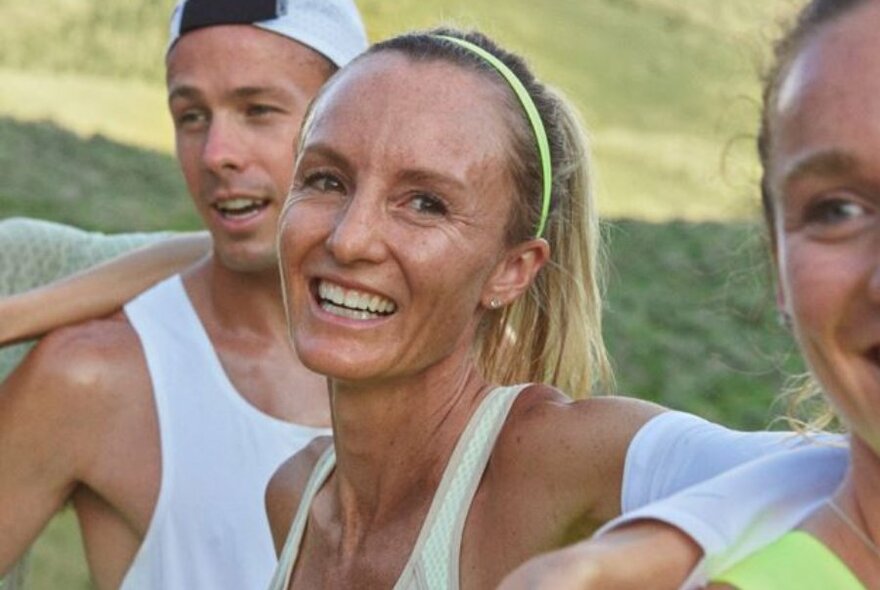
[168,0,368,68]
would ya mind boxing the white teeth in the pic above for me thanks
[317,280,397,317]
[217,198,258,211]
[320,301,383,320]
[214,198,268,218]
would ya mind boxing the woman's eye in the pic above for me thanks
[305,173,345,193]
[408,193,447,216]
[805,198,868,225]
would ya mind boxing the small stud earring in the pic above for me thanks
[489,298,501,309]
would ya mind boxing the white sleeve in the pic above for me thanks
[598,444,847,588]
[620,411,821,512]
[599,411,848,589]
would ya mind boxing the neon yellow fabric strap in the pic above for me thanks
[713,531,865,589]
[435,35,552,238]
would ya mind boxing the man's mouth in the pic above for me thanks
[316,279,397,321]
[213,198,270,220]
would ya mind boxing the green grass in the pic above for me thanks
[0,118,195,232]
[603,219,804,425]
[0,0,808,587]
[0,0,798,220]
[0,68,172,153]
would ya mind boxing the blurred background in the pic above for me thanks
[0,0,805,586]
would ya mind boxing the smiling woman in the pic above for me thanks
[265,28,650,590]
[263,27,843,590]
[709,0,880,586]
[280,28,608,398]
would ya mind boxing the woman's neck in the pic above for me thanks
[808,435,880,583]
[842,436,880,549]
[327,359,490,529]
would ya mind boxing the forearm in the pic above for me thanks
[498,521,702,590]
[0,232,209,344]
[597,443,848,587]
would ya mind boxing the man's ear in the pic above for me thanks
[480,238,550,309]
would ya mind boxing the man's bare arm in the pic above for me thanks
[0,323,124,573]
[0,232,210,346]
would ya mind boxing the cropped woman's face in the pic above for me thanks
[770,1,880,452]
[278,52,520,384]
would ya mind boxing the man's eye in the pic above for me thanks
[409,193,447,215]
[175,109,207,128]
[247,104,277,117]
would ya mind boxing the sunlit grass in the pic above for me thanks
[0,69,172,154]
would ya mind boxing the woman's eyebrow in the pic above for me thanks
[299,142,351,169]
[397,168,467,192]
[781,149,859,190]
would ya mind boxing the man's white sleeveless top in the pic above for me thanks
[120,275,328,590]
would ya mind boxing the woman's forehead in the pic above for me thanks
[772,4,880,180]
[306,52,510,153]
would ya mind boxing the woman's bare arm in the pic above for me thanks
[497,521,702,590]
[0,232,210,345]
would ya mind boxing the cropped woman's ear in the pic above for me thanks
[481,238,549,309]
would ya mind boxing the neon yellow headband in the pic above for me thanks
[435,35,552,238]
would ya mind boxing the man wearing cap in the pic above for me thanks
[0,1,367,588]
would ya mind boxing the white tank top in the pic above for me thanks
[120,275,328,590]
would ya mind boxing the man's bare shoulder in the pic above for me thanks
[6,311,147,411]
[265,436,333,553]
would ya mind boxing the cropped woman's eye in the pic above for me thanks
[805,197,868,226]
[408,193,448,216]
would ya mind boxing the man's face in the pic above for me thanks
[166,25,332,273]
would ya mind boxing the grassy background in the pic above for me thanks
[0,0,806,587]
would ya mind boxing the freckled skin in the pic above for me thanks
[770,2,880,454]
[268,53,664,590]
[281,54,516,383]
[763,5,880,585]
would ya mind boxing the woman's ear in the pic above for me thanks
[481,238,550,309]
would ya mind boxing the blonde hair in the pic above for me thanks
[777,374,839,434]
[359,28,613,397]
[477,91,611,398]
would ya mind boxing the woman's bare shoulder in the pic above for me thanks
[491,385,666,519]
[265,435,333,553]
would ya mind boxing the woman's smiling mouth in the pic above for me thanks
[316,279,397,320]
